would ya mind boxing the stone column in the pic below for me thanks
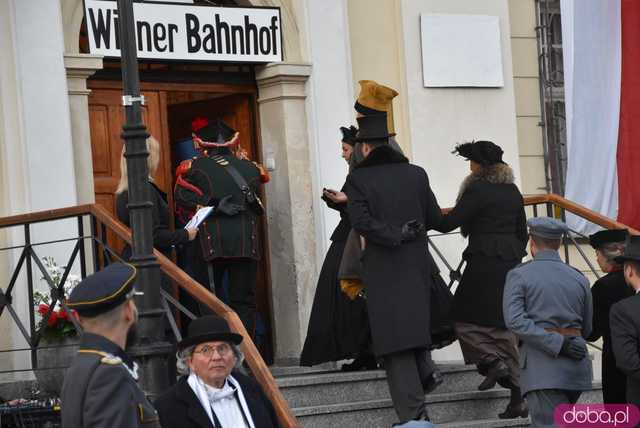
[255,63,316,365]
[64,54,103,204]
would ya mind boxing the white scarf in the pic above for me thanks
[187,373,256,428]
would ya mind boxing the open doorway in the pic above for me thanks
[87,78,274,362]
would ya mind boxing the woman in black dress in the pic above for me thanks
[435,141,528,419]
[587,229,633,403]
[115,136,198,258]
[300,126,371,368]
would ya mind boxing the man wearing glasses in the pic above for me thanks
[155,315,281,428]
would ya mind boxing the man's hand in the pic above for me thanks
[559,336,587,360]
[216,195,244,216]
[186,227,198,241]
[401,220,426,242]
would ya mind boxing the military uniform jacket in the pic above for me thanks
[175,151,263,260]
[503,250,593,396]
[61,333,160,428]
[610,294,640,406]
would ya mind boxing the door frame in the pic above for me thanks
[87,78,276,362]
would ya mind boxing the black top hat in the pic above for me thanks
[615,235,640,264]
[178,315,243,350]
[354,113,396,142]
[589,229,629,249]
[193,118,237,147]
[453,140,505,166]
[67,263,138,317]
[340,125,358,146]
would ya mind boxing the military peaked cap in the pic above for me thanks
[67,263,138,317]
[193,118,237,148]
[527,217,568,240]
[589,229,629,249]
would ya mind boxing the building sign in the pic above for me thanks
[84,0,282,63]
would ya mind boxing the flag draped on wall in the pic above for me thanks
[562,0,640,234]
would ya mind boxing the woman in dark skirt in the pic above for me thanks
[435,140,528,419]
[300,126,371,367]
[587,229,634,403]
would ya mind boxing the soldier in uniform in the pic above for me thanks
[503,217,593,428]
[174,118,267,336]
[61,262,160,428]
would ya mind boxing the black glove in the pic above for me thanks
[216,195,244,216]
[559,336,587,360]
[401,220,426,242]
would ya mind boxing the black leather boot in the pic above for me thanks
[498,401,528,419]
[477,360,510,391]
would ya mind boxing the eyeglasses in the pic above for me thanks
[193,344,232,358]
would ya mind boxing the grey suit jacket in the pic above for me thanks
[503,250,593,395]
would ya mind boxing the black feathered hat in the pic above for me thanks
[340,125,358,146]
[453,140,505,166]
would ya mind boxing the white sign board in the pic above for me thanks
[420,14,504,87]
[84,0,282,63]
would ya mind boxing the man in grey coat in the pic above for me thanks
[503,217,593,428]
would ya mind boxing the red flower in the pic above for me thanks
[191,117,208,132]
[37,304,49,315]
[58,309,68,320]
[71,310,80,321]
[47,311,58,327]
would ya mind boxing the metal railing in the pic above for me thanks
[427,193,638,353]
[0,204,297,427]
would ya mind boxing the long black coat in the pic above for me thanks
[154,373,281,428]
[300,194,369,366]
[588,270,634,403]
[345,145,442,357]
[610,294,640,407]
[435,165,527,327]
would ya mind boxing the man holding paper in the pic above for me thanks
[174,119,267,337]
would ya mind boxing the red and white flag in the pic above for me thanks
[562,0,640,234]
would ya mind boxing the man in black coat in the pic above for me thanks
[344,113,442,424]
[587,229,633,403]
[610,235,640,407]
[175,119,267,335]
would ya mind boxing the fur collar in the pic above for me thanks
[354,144,409,169]
[456,163,515,203]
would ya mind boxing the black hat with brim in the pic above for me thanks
[353,113,395,142]
[178,315,243,350]
[589,229,629,249]
[67,263,137,317]
[615,235,640,264]
[454,140,506,166]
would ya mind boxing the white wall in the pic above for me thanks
[400,0,521,360]
[0,0,81,376]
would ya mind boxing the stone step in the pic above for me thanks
[292,386,602,428]
[276,364,486,408]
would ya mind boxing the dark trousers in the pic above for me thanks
[383,348,435,423]
[195,258,258,336]
[525,389,581,428]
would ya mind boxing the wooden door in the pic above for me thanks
[88,88,169,252]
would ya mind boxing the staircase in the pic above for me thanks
[272,363,603,428]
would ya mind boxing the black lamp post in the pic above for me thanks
[116,0,171,398]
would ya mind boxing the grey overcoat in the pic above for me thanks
[503,250,593,395]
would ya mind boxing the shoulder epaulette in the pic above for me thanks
[78,349,122,365]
